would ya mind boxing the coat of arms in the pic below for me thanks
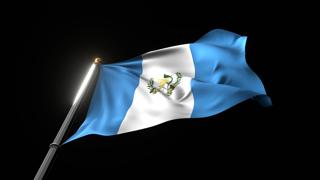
[147,72,182,96]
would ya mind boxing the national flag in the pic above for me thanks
[65,29,271,143]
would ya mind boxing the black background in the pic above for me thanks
[13,2,292,179]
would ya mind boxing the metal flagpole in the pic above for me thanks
[34,58,102,180]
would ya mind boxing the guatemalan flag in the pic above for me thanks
[65,29,271,143]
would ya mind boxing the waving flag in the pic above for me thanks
[65,29,271,143]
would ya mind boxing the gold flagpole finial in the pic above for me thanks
[94,57,102,64]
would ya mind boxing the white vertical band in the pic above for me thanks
[118,44,195,134]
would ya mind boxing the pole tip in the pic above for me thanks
[94,57,102,64]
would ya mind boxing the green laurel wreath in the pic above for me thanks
[147,72,182,96]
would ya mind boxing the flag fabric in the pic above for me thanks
[65,29,271,143]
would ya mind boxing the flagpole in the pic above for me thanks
[34,58,102,180]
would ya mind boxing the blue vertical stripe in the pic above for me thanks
[190,29,269,118]
[65,56,142,143]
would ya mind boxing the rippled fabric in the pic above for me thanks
[64,29,271,144]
